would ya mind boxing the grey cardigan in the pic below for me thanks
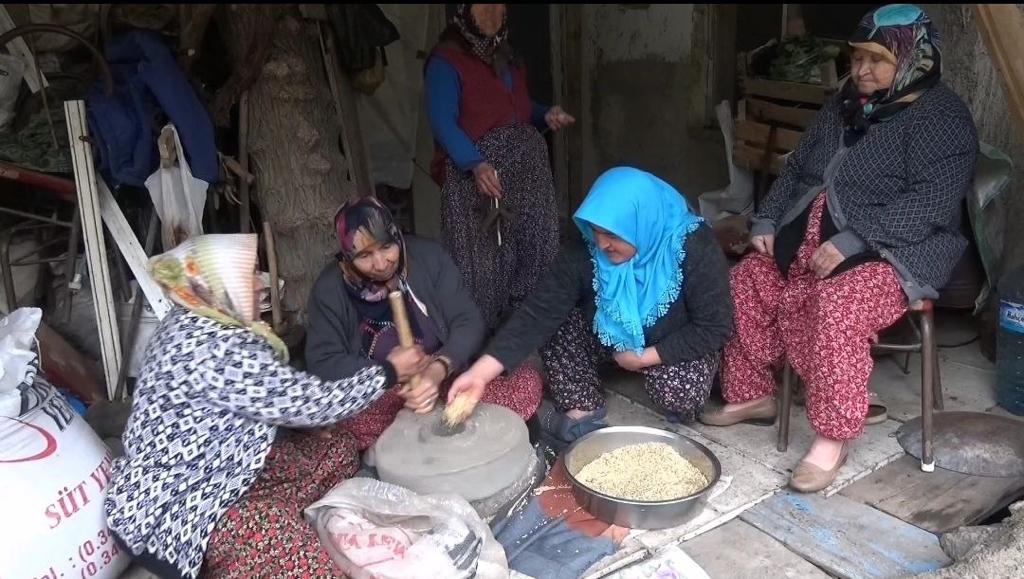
[305,236,486,381]
[751,83,978,302]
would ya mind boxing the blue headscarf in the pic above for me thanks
[573,167,704,354]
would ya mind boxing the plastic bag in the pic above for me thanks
[0,307,42,402]
[604,545,709,579]
[144,123,209,250]
[305,478,510,579]
[698,100,754,221]
[0,54,25,131]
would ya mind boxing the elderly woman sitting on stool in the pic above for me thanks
[700,4,978,492]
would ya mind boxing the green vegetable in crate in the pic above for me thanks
[768,36,841,85]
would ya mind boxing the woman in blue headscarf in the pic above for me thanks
[448,167,733,444]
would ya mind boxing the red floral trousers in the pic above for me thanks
[202,429,358,578]
[722,195,907,440]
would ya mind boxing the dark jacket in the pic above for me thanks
[751,83,978,302]
[305,237,485,381]
[486,225,734,371]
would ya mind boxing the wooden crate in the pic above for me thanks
[733,55,840,177]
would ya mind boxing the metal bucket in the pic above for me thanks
[564,426,721,530]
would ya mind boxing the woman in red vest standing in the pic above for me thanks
[426,4,575,332]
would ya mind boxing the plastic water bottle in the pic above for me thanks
[997,264,1024,415]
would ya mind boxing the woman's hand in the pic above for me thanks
[613,347,662,372]
[751,234,775,256]
[447,355,504,409]
[399,361,446,414]
[473,162,502,199]
[386,345,430,385]
[810,241,845,279]
[545,106,576,131]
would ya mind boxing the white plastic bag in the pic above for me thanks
[0,53,25,131]
[698,100,755,221]
[305,478,510,579]
[144,123,209,250]
[605,546,709,579]
[0,307,42,416]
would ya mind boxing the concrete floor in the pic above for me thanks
[117,310,1020,579]
[590,309,1024,578]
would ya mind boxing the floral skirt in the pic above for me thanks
[202,429,360,578]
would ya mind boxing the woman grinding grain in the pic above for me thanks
[449,167,734,448]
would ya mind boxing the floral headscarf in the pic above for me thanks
[334,196,407,304]
[841,4,941,146]
[149,234,288,360]
[452,3,512,74]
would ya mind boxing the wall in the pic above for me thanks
[411,5,449,240]
[579,4,727,205]
[920,5,1024,354]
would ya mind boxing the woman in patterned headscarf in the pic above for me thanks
[104,234,429,579]
[702,5,978,492]
[305,196,544,451]
[425,4,574,332]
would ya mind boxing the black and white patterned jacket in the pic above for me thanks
[752,83,979,302]
[104,308,390,578]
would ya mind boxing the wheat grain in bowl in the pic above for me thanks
[575,441,709,501]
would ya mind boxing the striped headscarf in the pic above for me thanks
[149,234,288,360]
[842,4,941,145]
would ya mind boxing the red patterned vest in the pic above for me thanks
[428,45,533,186]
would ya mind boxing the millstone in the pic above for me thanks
[897,411,1024,477]
[372,403,534,502]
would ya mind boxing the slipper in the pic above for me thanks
[866,403,888,425]
[535,400,608,453]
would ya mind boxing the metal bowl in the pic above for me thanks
[564,426,721,530]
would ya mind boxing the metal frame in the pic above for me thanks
[776,302,944,473]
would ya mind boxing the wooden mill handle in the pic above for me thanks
[387,290,429,410]
[387,291,415,347]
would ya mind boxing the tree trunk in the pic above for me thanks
[223,4,354,323]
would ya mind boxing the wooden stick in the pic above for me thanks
[317,22,374,198]
[388,290,434,411]
[262,221,283,333]
[239,92,251,233]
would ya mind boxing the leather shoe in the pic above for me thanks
[789,444,849,493]
[699,397,778,426]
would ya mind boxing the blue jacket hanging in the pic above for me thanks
[85,29,218,188]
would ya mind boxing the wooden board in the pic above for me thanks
[682,520,830,579]
[735,119,804,152]
[745,98,819,130]
[66,100,121,399]
[741,490,951,578]
[97,179,172,320]
[733,143,786,175]
[742,77,830,105]
[840,455,1024,533]
[975,5,1024,140]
